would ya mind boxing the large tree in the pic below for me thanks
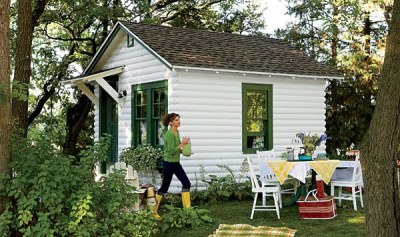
[15,0,265,155]
[361,0,400,234]
[0,0,12,213]
[12,0,48,137]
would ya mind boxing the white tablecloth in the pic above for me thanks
[260,160,361,184]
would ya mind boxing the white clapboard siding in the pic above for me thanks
[93,30,172,156]
[92,30,327,192]
[163,70,326,192]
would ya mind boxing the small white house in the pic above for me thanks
[64,21,342,192]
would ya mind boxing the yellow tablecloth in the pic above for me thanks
[310,160,340,184]
[266,161,295,185]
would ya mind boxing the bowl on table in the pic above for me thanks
[298,155,312,161]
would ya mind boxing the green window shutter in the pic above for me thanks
[242,83,273,154]
[132,80,168,148]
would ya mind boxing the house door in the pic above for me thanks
[99,78,118,173]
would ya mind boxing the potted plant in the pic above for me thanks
[296,132,326,159]
[119,144,164,180]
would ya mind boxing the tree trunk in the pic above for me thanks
[63,94,92,156]
[0,0,12,214]
[362,0,400,235]
[12,0,34,138]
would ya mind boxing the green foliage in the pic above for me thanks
[325,79,376,154]
[10,81,33,101]
[0,135,158,237]
[161,0,265,35]
[160,205,214,233]
[192,163,251,204]
[276,0,388,154]
[120,144,163,174]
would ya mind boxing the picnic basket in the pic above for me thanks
[297,189,337,219]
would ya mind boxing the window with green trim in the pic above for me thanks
[132,81,168,148]
[242,83,273,153]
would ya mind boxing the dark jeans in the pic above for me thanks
[157,161,191,195]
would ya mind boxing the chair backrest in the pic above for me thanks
[334,161,363,186]
[246,156,261,189]
[346,150,360,161]
[256,149,276,160]
[352,161,363,184]
[256,150,280,182]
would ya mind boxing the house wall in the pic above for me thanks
[92,30,173,176]
[167,69,327,192]
[92,31,327,192]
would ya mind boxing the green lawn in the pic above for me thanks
[160,198,365,237]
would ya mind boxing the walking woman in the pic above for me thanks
[153,113,191,219]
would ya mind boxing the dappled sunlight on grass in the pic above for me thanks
[347,215,365,224]
[161,199,366,237]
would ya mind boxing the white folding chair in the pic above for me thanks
[330,160,364,211]
[246,156,280,219]
[257,150,298,208]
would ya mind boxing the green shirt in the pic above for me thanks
[164,130,181,162]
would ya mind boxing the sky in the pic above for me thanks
[262,0,292,34]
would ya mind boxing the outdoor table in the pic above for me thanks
[259,160,359,205]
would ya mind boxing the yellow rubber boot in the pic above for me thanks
[152,194,162,220]
[181,192,191,208]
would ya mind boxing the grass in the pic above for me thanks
[160,197,365,237]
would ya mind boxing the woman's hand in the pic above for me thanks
[181,137,190,145]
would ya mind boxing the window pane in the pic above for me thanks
[247,106,254,118]
[247,136,265,149]
[247,92,255,105]
[255,106,265,118]
[153,89,165,118]
[139,121,147,145]
[136,92,147,118]
[247,119,263,132]
[153,90,160,103]
[136,92,147,105]
[247,92,266,118]
[156,119,164,146]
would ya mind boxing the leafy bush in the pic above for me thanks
[0,135,159,237]
[120,144,163,175]
[160,205,214,233]
[192,163,252,205]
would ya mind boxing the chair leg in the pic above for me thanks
[278,189,282,208]
[262,192,266,206]
[338,187,343,206]
[359,185,364,208]
[352,186,357,211]
[273,192,280,219]
[251,193,258,219]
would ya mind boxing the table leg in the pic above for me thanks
[282,183,308,206]
[310,170,317,190]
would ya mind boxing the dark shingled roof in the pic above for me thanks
[119,21,342,78]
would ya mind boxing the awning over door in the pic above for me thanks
[62,66,125,106]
